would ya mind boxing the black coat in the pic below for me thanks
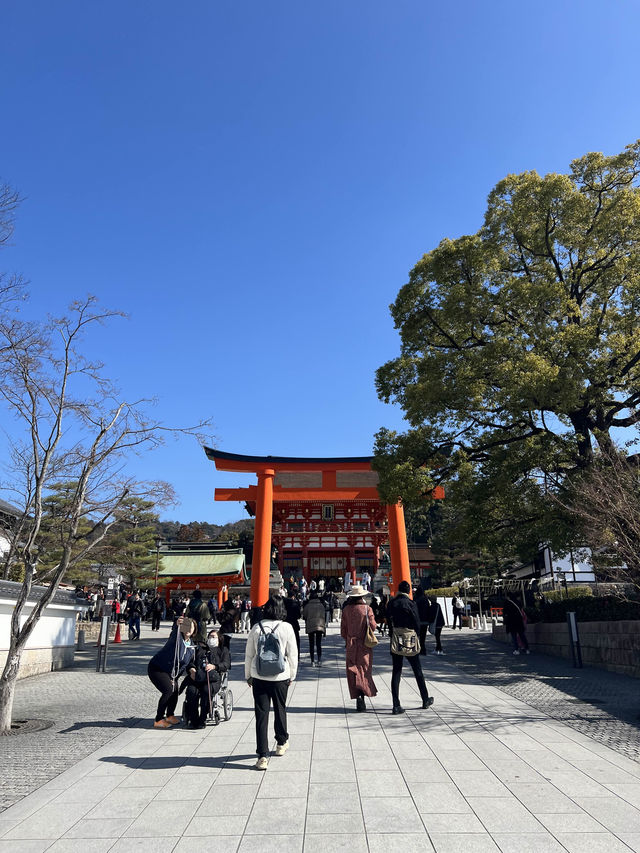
[503,599,525,633]
[185,642,230,687]
[425,600,445,628]
[386,593,421,634]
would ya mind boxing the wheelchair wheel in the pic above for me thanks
[223,689,233,721]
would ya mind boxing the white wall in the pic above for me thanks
[0,600,78,651]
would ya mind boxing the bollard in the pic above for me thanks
[481,615,487,630]
[77,629,85,650]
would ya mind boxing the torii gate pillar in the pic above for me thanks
[387,502,412,596]
[252,468,275,607]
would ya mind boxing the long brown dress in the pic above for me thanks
[341,601,378,699]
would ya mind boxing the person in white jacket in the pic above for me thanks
[244,595,298,770]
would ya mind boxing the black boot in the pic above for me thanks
[392,705,405,715]
[422,697,434,709]
[356,695,366,712]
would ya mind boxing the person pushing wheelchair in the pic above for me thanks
[181,627,231,728]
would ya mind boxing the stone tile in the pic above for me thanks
[310,759,356,784]
[491,833,570,853]
[604,784,640,808]
[306,812,365,833]
[63,818,132,839]
[123,768,177,787]
[411,783,471,813]
[46,841,112,853]
[238,834,303,853]
[306,782,361,813]
[542,771,615,797]
[174,839,241,853]
[358,769,411,797]
[553,833,635,853]
[422,813,487,833]
[183,815,248,835]
[0,820,21,837]
[264,751,311,772]
[86,787,160,819]
[3,802,93,840]
[579,796,640,833]
[571,761,639,785]
[109,839,181,853]
[197,783,259,816]
[353,749,398,770]
[244,798,306,835]
[617,834,640,851]
[367,833,435,853]
[434,750,487,771]
[535,812,607,833]
[312,740,350,759]
[467,798,543,833]
[509,782,583,813]
[303,836,368,853]
[49,775,122,805]
[124,800,199,838]
[154,772,217,800]
[361,798,425,833]
[430,835,499,852]
[257,769,309,798]
[399,759,452,784]
[448,771,510,798]
[0,842,51,853]
[486,760,544,785]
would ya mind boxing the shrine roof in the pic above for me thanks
[157,550,246,579]
[204,448,374,472]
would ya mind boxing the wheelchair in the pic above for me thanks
[209,670,233,725]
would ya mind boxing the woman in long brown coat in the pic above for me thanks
[340,584,378,712]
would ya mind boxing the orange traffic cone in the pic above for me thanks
[114,621,122,643]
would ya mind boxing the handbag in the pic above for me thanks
[363,605,378,648]
[390,626,420,656]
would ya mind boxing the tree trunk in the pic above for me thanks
[0,648,21,734]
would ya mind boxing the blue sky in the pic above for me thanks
[1,1,639,523]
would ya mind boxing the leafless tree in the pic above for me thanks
[0,296,212,733]
[554,447,640,596]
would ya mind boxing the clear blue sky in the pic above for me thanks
[1,1,639,523]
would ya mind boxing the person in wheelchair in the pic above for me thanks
[180,627,230,728]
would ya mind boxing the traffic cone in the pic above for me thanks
[114,621,122,643]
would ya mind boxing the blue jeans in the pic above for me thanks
[129,615,141,639]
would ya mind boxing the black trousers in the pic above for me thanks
[151,612,161,631]
[308,631,323,661]
[148,664,178,722]
[184,679,220,725]
[419,625,428,654]
[452,610,464,629]
[391,653,429,707]
[252,678,289,758]
[434,627,443,651]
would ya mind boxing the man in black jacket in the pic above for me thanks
[386,581,434,714]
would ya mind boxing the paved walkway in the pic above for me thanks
[1,622,640,852]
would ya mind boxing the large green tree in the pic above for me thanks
[375,140,640,557]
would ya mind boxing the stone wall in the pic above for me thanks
[492,619,640,678]
[0,646,75,680]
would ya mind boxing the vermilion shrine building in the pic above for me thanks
[205,449,444,607]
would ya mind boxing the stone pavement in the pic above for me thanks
[1,621,640,852]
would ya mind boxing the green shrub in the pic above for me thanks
[423,586,459,598]
[543,586,593,604]
[527,595,640,624]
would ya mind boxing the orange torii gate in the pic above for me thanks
[204,449,444,607]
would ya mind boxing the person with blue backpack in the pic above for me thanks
[244,595,298,770]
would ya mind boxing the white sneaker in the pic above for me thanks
[255,756,269,770]
[317,660,322,667]
[513,650,520,655]
[275,741,289,756]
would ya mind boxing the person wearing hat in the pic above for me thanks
[147,616,196,728]
[340,584,378,712]
[386,581,434,714]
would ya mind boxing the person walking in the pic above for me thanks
[503,594,530,655]
[451,594,465,630]
[151,591,164,631]
[126,591,144,640]
[245,596,298,771]
[387,581,434,714]
[240,595,252,633]
[425,596,445,654]
[340,584,378,712]
[147,616,196,728]
[303,590,326,667]
[283,590,302,653]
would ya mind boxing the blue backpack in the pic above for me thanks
[256,621,286,676]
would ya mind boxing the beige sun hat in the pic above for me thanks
[346,584,367,598]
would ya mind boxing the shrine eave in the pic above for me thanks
[204,447,374,473]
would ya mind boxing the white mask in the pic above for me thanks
[208,637,218,649]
